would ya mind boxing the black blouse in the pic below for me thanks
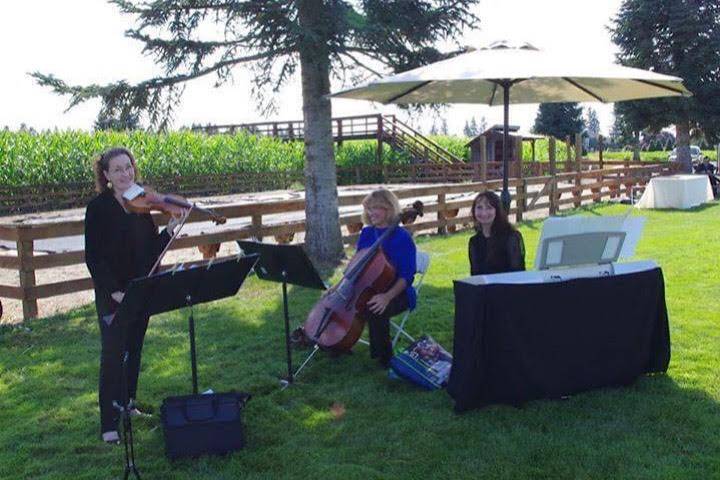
[468,230,526,276]
[84,189,170,316]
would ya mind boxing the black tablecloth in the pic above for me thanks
[447,268,670,412]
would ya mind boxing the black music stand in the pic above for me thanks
[113,254,258,479]
[237,241,326,386]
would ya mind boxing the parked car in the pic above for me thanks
[668,146,702,163]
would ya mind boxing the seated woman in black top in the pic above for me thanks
[85,147,183,444]
[468,191,526,275]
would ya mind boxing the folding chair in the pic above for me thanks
[391,250,430,348]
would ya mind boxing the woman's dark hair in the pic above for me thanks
[93,147,140,193]
[471,190,514,236]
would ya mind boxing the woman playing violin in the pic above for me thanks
[356,189,417,367]
[84,147,184,444]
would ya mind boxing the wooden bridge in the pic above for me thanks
[192,113,463,164]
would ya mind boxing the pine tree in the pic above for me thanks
[440,118,449,135]
[585,107,601,150]
[610,0,720,171]
[532,103,584,140]
[469,117,479,136]
[31,1,480,266]
[477,116,487,134]
[463,120,472,138]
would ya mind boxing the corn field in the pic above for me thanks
[1,130,697,189]
[0,130,413,187]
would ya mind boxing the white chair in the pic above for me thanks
[391,250,430,348]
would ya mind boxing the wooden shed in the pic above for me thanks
[466,125,545,163]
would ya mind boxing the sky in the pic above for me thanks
[1,0,625,136]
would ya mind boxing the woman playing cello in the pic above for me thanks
[84,147,184,444]
[355,189,417,367]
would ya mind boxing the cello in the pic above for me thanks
[303,221,400,352]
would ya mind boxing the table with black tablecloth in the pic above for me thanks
[447,265,670,412]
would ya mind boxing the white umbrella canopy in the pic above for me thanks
[332,41,691,105]
[331,41,692,208]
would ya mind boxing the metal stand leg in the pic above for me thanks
[280,273,294,386]
[186,295,199,395]
[114,351,141,479]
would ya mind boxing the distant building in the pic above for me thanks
[466,125,544,163]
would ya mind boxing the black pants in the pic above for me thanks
[363,293,409,363]
[98,313,150,433]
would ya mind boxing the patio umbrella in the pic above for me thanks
[331,41,692,209]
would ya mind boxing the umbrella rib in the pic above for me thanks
[386,81,433,103]
[562,77,606,102]
[489,82,498,105]
[634,79,689,96]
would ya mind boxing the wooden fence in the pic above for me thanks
[0,159,661,215]
[0,163,678,322]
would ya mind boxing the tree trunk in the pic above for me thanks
[298,0,344,268]
[632,131,641,161]
[675,121,692,173]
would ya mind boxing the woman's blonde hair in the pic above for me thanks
[361,188,401,225]
[93,147,140,193]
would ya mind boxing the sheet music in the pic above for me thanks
[534,214,646,269]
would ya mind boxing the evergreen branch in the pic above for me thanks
[338,51,383,78]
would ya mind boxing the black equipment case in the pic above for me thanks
[160,391,251,459]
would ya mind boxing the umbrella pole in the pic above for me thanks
[501,81,511,211]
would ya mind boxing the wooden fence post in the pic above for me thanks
[514,136,524,178]
[598,134,604,170]
[549,137,557,215]
[565,136,572,172]
[575,133,583,167]
[531,139,536,162]
[516,179,526,223]
[251,214,263,241]
[479,136,487,182]
[376,115,384,170]
[437,193,447,235]
[17,235,38,320]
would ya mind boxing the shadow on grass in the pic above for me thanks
[1,274,719,479]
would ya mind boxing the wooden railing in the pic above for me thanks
[0,163,679,322]
[381,115,462,164]
[192,113,462,164]
[192,113,385,142]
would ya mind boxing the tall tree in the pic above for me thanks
[462,120,472,138]
[532,103,584,140]
[439,118,449,135]
[463,116,480,137]
[32,0,479,267]
[585,107,600,149]
[477,115,487,135]
[610,0,720,172]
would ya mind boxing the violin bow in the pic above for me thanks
[148,206,193,277]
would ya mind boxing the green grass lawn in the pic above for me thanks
[1,203,718,479]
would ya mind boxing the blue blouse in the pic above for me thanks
[357,226,417,310]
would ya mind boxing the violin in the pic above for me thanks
[303,221,399,352]
[122,183,227,276]
[122,184,226,225]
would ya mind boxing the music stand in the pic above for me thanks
[237,241,326,386]
[113,254,258,479]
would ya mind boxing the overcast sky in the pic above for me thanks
[1,0,625,135]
